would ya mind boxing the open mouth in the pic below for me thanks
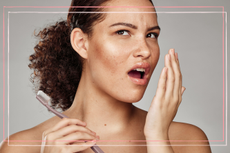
[128,68,145,79]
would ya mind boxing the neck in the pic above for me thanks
[64,70,136,134]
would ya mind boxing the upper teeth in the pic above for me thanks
[134,68,145,72]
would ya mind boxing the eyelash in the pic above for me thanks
[147,33,159,39]
[116,30,129,36]
[116,30,159,39]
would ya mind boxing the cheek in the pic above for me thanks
[150,41,160,62]
[152,46,160,64]
[89,40,128,76]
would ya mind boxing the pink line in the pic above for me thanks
[226,12,228,146]
[8,144,218,147]
[3,6,5,141]
[7,9,10,143]
[4,6,154,8]
[155,6,224,8]
[6,139,224,142]
[222,6,225,142]
[3,6,224,9]
[4,5,226,145]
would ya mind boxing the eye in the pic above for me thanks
[116,30,129,36]
[147,33,158,39]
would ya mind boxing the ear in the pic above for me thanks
[70,28,88,59]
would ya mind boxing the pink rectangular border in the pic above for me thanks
[2,6,227,146]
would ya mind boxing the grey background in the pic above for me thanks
[0,0,229,152]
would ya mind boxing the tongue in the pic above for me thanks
[128,70,141,79]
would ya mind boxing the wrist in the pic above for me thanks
[145,137,170,145]
[146,137,174,153]
[144,130,169,141]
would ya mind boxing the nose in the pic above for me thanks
[133,40,151,59]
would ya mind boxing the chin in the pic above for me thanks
[121,91,145,103]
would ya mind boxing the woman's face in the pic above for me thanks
[85,0,160,103]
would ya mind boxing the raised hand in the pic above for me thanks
[41,118,99,153]
[144,49,186,140]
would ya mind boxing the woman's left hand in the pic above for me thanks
[144,49,186,140]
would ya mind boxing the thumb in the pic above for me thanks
[181,86,186,95]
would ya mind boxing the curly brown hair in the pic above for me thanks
[28,0,154,111]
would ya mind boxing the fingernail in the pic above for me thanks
[167,54,170,61]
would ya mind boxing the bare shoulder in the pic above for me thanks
[169,122,209,142]
[0,116,59,153]
[133,107,211,152]
[0,127,41,153]
[169,122,212,153]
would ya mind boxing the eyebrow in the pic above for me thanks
[109,22,161,31]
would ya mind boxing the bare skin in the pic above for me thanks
[1,110,211,153]
[0,0,212,152]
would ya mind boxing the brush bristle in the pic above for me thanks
[37,90,50,104]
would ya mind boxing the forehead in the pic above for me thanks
[100,11,157,25]
[89,0,158,36]
[93,9,158,32]
[96,0,157,27]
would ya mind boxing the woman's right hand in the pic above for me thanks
[144,49,185,140]
[41,118,99,153]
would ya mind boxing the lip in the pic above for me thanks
[127,62,151,85]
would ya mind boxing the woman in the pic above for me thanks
[0,0,212,152]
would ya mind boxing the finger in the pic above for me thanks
[175,52,183,97]
[169,49,181,98]
[68,141,97,152]
[164,51,174,100]
[155,67,168,99]
[43,118,87,138]
[46,124,96,140]
[175,52,181,73]
[175,52,178,60]
[181,86,186,95]
[177,86,186,107]
[56,132,99,145]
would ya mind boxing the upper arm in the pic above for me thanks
[0,130,41,153]
[0,139,30,153]
[0,135,28,153]
[169,122,212,153]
